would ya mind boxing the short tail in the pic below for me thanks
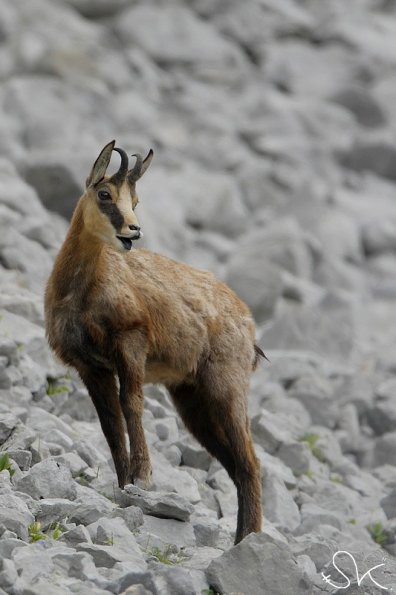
[253,344,269,370]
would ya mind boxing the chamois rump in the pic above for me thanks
[45,141,263,544]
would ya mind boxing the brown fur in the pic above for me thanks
[44,142,262,544]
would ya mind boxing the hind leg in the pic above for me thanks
[169,381,262,544]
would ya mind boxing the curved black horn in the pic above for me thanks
[128,153,144,183]
[111,147,129,185]
[128,150,154,183]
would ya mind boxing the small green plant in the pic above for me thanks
[202,590,219,595]
[47,379,70,396]
[76,473,90,487]
[330,474,343,484]
[303,469,315,480]
[50,522,64,540]
[348,518,357,525]
[367,522,388,546]
[146,544,186,566]
[0,453,15,477]
[104,534,114,546]
[29,521,65,542]
[28,522,47,543]
[300,432,326,463]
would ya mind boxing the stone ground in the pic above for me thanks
[1,0,396,593]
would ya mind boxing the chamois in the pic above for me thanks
[45,141,263,544]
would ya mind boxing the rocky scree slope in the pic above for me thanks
[1,0,396,593]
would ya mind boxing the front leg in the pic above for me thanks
[77,363,129,488]
[116,331,151,486]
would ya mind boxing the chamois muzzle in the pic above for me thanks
[116,226,142,251]
[128,224,142,239]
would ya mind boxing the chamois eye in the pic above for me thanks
[98,190,111,201]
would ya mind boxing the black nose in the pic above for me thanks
[128,225,140,231]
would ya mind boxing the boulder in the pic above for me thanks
[16,459,77,500]
[331,86,386,128]
[340,140,396,182]
[374,432,396,467]
[207,531,311,595]
[225,257,283,323]
[114,4,246,83]
[23,158,82,219]
[288,374,337,429]
[260,293,356,363]
[262,475,301,531]
[119,485,194,522]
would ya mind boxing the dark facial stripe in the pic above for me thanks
[98,201,124,232]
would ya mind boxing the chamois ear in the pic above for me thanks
[128,149,154,184]
[86,140,116,188]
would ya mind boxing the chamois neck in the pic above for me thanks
[52,201,104,298]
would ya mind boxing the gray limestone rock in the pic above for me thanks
[52,452,89,478]
[0,412,19,444]
[294,503,344,535]
[0,558,18,593]
[120,485,194,522]
[35,498,79,530]
[111,506,144,532]
[261,294,356,364]
[0,420,36,452]
[7,449,32,471]
[193,519,220,548]
[288,374,337,428]
[381,489,396,520]
[331,86,386,128]
[334,374,374,415]
[139,515,196,549]
[77,517,146,572]
[69,485,115,525]
[144,564,208,595]
[0,507,33,541]
[0,230,54,293]
[27,407,77,442]
[59,525,92,547]
[262,475,301,531]
[277,441,311,476]
[367,400,396,436]
[76,542,138,569]
[341,140,396,183]
[51,549,103,584]
[226,256,283,322]
[373,431,396,467]
[23,158,82,220]
[256,445,297,489]
[178,438,212,471]
[251,409,300,454]
[115,4,246,83]
[16,459,77,500]
[207,532,311,595]
[150,453,201,504]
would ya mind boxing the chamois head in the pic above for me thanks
[83,140,153,252]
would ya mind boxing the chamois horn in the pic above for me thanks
[128,153,144,184]
[111,147,129,185]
